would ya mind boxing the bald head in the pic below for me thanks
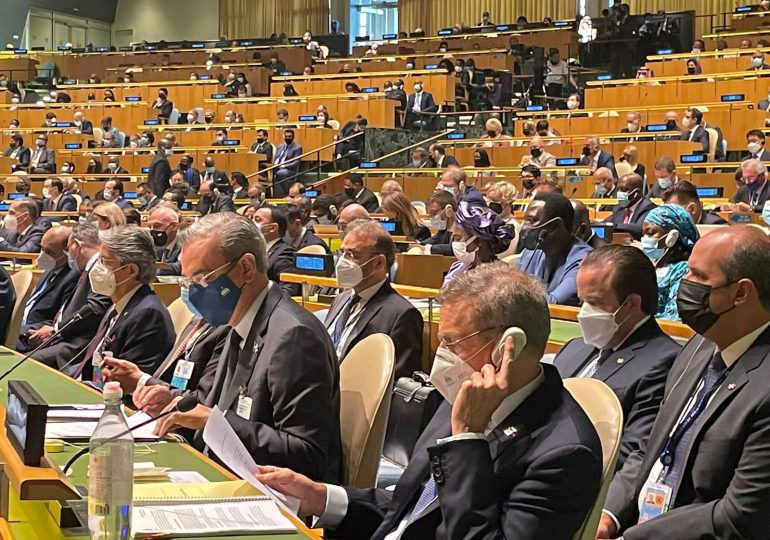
[618,173,644,193]
[664,111,678,122]
[529,135,545,150]
[595,167,613,182]
[380,180,403,197]
[339,203,370,233]
[41,226,71,265]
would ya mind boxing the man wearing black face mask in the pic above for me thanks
[198,179,235,216]
[152,87,173,124]
[579,136,617,177]
[272,129,302,198]
[517,193,592,306]
[4,134,30,171]
[149,205,181,275]
[605,173,657,240]
[340,173,379,213]
[597,226,770,540]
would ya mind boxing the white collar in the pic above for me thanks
[487,366,545,434]
[233,281,273,347]
[353,278,387,303]
[265,237,279,252]
[720,320,770,367]
[113,284,142,316]
[86,252,100,271]
[17,223,32,237]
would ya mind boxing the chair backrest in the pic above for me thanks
[166,297,194,337]
[705,127,719,162]
[5,270,34,348]
[92,126,104,145]
[297,244,327,255]
[327,119,341,131]
[614,160,634,178]
[411,201,426,213]
[319,45,330,59]
[168,108,180,125]
[563,378,624,540]
[339,333,395,488]
[72,193,82,209]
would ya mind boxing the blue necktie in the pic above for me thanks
[408,477,437,522]
[331,294,359,350]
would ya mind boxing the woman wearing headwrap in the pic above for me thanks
[443,201,517,286]
[642,204,700,321]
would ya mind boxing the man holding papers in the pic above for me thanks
[150,213,343,483]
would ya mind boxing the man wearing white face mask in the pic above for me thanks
[743,128,770,162]
[438,167,486,206]
[650,156,680,198]
[16,227,79,353]
[405,81,437,130]
[324,219,422,379]
[420,191,456,255]
[554,245,680,468]
[257,263,603,539]
[70,112,93,135]
[42,178,77,213]
[0,198,46,255]
[67,226,175,384]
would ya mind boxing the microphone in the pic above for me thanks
[0,305,93,384]
[62,393,199,474]
[568,187,578,199]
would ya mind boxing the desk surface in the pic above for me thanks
[0,347,317,540]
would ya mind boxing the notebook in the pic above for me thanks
[133,480,263,503]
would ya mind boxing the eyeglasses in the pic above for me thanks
[180,258,238,289]
[438,326,503,355]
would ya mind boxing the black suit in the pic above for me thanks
[4,145,30,170]
[250,141,274,164]
[202,169,229,189]
[420,229,452,256]
[435,155,459,168]
[156,241,181,276]
[203,284,342,483]
[18,264,79,339]
[742,149,770,162]
[29,147,56,173]
[325,282,423,380]
[292,228,331,254]
[76,284,175,382]
[733,180,770,212]
[554,317,680,467]
[267,239,300,297]
[330,365,602,539]
[698,209,727,225]
[344,187,380,213]
[139,196,161,212]
[147,152,172,196]
[0,221,48,254]
[580,150,618,177]
[680,125,710,155]
[32,260,112,369]
[78,119,94,135]
[605,326,770,539]
[197,193,235,215]
[405,91,438,129]
[44,194,78,212]
[0,267,15,345]
[605,198,658,240]
[153,99,173,121]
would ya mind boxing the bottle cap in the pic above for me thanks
[103,381,123,399]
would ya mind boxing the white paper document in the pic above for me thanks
[202,406,301,515]
[45,408,159,441]
[133,499,296,537]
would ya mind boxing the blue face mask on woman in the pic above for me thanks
[641,235,665,261]
[188,265,242,326]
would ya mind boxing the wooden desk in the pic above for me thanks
[0,58,38,81]
[394,254,455,289]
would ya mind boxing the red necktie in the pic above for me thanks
[624,209,631,224]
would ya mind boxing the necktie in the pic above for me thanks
[219,329,243,405]
[152,319,207,379]
[623,208,631,224]
[408,477,437,522]
[331,293,360,350]
[661,351,727,491]
[22,271,53,325]
[584,348,614,378]
[73,308,117,378]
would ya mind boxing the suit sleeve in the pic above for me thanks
[545,261,581,306]
[329,488,395,539]
[114,307,175,373]
[59,291,111,340]
[429,439,602,539]
[0,229,43,253]
[390,306,424,380]
[224,324,338,481]
[61,196,77,212]
[220,197,236,213]
[622,396,770,539]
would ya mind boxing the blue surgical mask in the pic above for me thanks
[595,184,608,196]
[67,254,79,272]
[641,235,665,261]
[180,286,202,318]
[188,272,241,326]
[762,201,770,226]
[657,176,672,189]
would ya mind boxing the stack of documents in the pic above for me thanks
[45,405,159,441]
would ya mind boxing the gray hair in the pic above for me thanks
[346,219,396,268]
[178,213,266,273]
[442,166,467,186]
[742,159,767,175]
[71,221,100,247]
[439,262,551,355]
[99,226,157,284]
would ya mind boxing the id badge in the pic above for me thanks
[638,483,672,524]
[170,360,194,390]
[236,393,253,420]
[92,350,106,384]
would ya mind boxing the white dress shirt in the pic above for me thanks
[327,279,386,357]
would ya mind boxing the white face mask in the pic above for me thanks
[429,347,477,404]
[682,116,691,129]
[89,261,129,297]
[577,300,629,350]
[566,99,578,110]
[335,255,375,288]
[748,142,763,155]
[626,122,636,132]
[452,236,476,266]
[3,215,18,233]
[37,252,57,271]
[187,114,195,122]
[691,47,701,54]
[657,176,672,189]
[103,190,114,201]
[754,57,764,68]
[430,214,447,230]
[61,165,71,173]
[42,187,51,199]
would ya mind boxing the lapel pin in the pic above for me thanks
[503,426,519,438]
[616,358,624,364]
[253,342,261,354]
[727,383,736,390]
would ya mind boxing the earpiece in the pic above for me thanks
[329,205,338,217]
[444,205,456,220]
[491,327,527,367]
[664,229,679,248]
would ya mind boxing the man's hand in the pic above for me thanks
[101,357,142,394]
[732,202,752,213]
[451,336,516,435]
[153,401,212,436]
[595,512,619,539]
[256,465,328,519]
[27,325,54,348]
[133,384,175,417]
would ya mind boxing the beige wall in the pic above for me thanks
[113,0,219,43]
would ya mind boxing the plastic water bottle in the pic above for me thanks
[88,381,133,540]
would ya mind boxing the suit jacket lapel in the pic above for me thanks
[558,341,597,377]
[205,329,236,407]
[324,289,351,331]
[338,285,388,359]
[595,346,638,381]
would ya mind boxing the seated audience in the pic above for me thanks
[591,167,617,200]
[282,204,330,253]
[555,244,680,467]
[642,204,699,321]
[136,182,160,212]
[680,107,710,155]
[405,81,438,129]
[0,198,47,253]
[42,178,77,212]
[259,263,602,539]
[252,206,301,296]
[744,128,770,161]
[198,179,236,215]
[685,58,702,75]
[605,173,658,239]
[149,205,182,275]
[650,156,680,198]
[521,135,556,168]
[430,144,459,168]
[311,194,341,226]
[620,144,645,179]
[421,190,456,255]
[486,181,519,225]
[662,180,727,224]
[30,134,56,174]
[287,182,305,199]
[472,148,494,177]
[103,179,133,210]
[379,180,403,198]
[272,129,303,198]
[341,173,379,213]
[4,134,30,171]
[518,193,592,306]
[571,200,606,249]
[91,202,127,230]
[324,219,423,379]
[478,117,512,147]
[749,49,770,71]
[728,158,770,212]
[406,147,434,170]
[229,171,249,200]
[439,167,485,206]
[580,136,617,177]
[621,111,644,139]
[106,156,129,175]
[381,192,429,240]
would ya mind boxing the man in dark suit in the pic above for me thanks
[197,179,235,216]
[680,107,710,155]
[590,167,618,210]
[604,173,658,240]
[253,206,301,297]
[106,156,129,175]
[743,129,770,162]
[68,226,175,385]
[147,140,173,196]
[152,87,174,123]
[572,200,607,250]
[439,167,486,207]
[250,129,274,162]
[340,173,379,213]
[148,205,182,276]
[405,81,438,130]
[16,227,79,352]
[649,156,681,198]
[0,198,48,254]
[178,154,201,194]
[421,191,456,255]
[0,266,15,345]
[580,135,618,177]
[325,220,423,379]
[30,222,112,369]
[282,204,331,254]
[663,180,727,225]
[272,129,303,198]
[597,227,770,540]
[555,245,680,467]
[4,133,31,171]
[72,112,93,135]
[42,178,77,212]
[0,75,21,98]
[730,158,770,212]
[384,79,407,127]
[258,263,603,539]
[29,134,56,174]
[136,182,161,212]
[405,147,435,171]
[229,172,249,200]
[430,143,459,168]
[154,213,343,483]
[201,156,230,192]
[103,179,133,210]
